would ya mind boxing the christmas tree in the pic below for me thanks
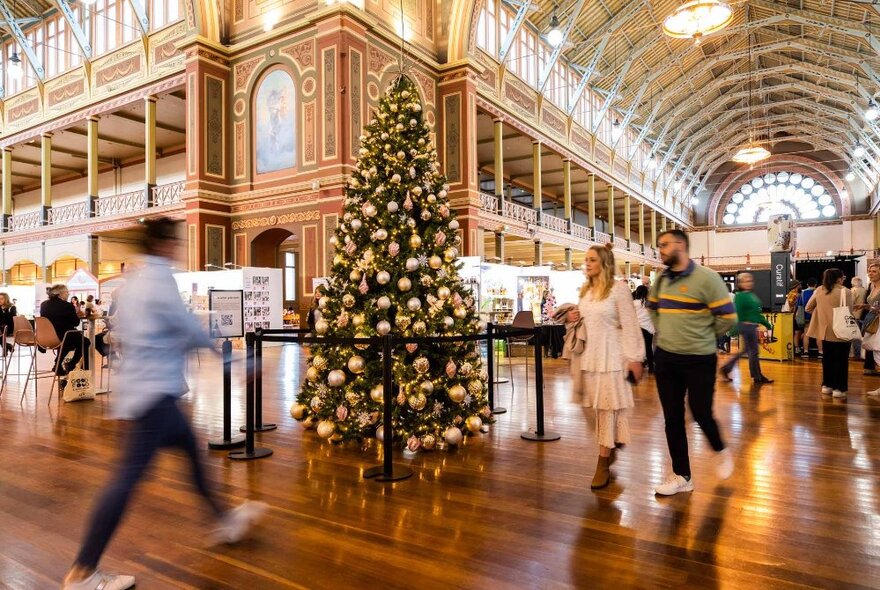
[290,76,492,451]
[542,288,556,323]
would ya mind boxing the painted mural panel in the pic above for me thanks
[255,69,297,174]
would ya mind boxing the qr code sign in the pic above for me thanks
[221,314,234,326]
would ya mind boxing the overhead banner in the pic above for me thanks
[770,252,791,312]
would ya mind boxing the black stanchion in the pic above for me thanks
[241,329,276,433]
[229,333,273,460]
[209,339,245,450]
[521,326,560,442]
[492,320,510,386]
[363,334,413,482]
[486,322,506,415]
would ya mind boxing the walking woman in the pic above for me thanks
[632,285,655,373]
[805,268,853,399]
[719,273,773,384]
[566,244,645,489]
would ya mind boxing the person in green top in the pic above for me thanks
[720,273,774,384]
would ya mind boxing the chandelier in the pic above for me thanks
[663,1,734,43]
[732,145,771,165]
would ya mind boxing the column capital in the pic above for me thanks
[87,115,99,123]
[493,117,504,124]
[145,95,158,104]
[41,131,53,139]
[532,139,542,145]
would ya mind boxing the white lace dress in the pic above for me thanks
[576,280,646,448]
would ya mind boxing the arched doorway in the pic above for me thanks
[251,228,299,306]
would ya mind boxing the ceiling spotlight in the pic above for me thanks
[546,12,564,48]
[648,156,658,170]
[611,118,623,142]
[845,171,856,182]
[867,100,880,121]
[854,142,866,158]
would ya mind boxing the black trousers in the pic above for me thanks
[74,396,224,570]
[654,348,726,478]
[641,329,654,372]
[821,340,850,392]
[58,332,90,375]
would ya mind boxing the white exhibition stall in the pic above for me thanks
[173,267,283,334]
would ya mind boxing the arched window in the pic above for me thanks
[254,68,296,175]
[720,171,838,226]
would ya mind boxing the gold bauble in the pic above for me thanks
[429,256,443,269]
[370,384,384,402]
[347,355,366,374]
[444,248,458,262]
[421,434,436,450]
[437,286,451,299]
[290,403,307,419]
[302,415,317,430]
[352,314,366,327]
[306,366,320,382]
[407,393,427,410]
[316,420,336,438]
[454,306,467,319]
[312,355,327,370]
[465,415,483,433]
[448,384,466,403]
[409,234,422,248]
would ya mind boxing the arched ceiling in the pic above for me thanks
[525,0,880,200]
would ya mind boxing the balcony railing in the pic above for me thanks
[48,202,89,225]
[501,199,538,225]
[593,230,611,244]
[540,212,568,233]
[613,237,628,250]
[96,189,148,217]
[8,210,42,231]
[152,181,184,207]
[479,192,499,214]
[570,222,591,241]
[628,242,643,255]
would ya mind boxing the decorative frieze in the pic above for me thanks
[231,209,321,230]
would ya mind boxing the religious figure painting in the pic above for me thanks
[255,70,296,174]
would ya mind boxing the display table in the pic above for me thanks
[757,311,794,362]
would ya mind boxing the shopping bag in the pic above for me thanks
[833,289,861,342]
[63,368,95,402]
[862,329,880,351]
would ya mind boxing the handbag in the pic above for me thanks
[864,314,879,335]
[863,329,880,352]
[63,367,95,402]
[832,288,861,342]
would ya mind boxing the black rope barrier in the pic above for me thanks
[208,339,245,450]
[228,332,273,461]
[241,329,276,433]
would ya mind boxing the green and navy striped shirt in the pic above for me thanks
[646,260,738,356]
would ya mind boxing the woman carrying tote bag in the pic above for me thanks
[805,268,854,399]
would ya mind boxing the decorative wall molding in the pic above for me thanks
[231,209,321,230]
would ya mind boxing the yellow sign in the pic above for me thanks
[757,312,794,362]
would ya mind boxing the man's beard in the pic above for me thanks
[661,251,680,267]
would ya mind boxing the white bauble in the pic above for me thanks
[351,218,362,231]
[376,271,391,285]
[376,425,385,442]
[443,316,454,329]
[376,296,392,310]
[318,296,329,309]
[398,277,412,292]
[444,426,463,446]
[364,203,377,217]
[449,220,460,230]
[347,355,366,374]
[429,256,443,269]
[358,147,369,157]
[329,235,339,246]
[290,403,307,419]
[327,370,346,387]
[439,189,448,198]
[421,210,432,221]
[317,420,335,439]
[314,319,329,334]
[392,173,402,183]
[388,201,399,213]
[376,320,392,335]
[407,297,422,312]
[370,384,384,402]
[405,257,420,272]
[374,229,388,241]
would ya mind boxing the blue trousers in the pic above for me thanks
[75,396,223,570]
[722,323,763,380]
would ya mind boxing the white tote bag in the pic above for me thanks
[833,288,861,342]
[862,329,880,352]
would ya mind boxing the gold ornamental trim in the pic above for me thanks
[231,209,320,230]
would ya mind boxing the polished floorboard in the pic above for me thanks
[0,346,878,589]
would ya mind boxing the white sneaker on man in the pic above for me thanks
[867,388,880,397]
[62,570,134,590]
[821,386,833,396]
[655,474,694,496]
[716,448,734,480]
[832,390,847,399]
[209,500,268,545]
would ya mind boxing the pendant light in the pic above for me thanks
[663,0,734,43]
[732,4,770,165]
[854,141,866,158]
[546,3,563,48]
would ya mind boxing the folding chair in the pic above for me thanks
[1,316,36,397]
[505,311,535,396]
[28,317,78,404]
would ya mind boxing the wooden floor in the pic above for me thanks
[1,346,879,589]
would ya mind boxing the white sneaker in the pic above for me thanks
[62,570,135,590]
[832,390,847,399]
[716,448,734,480]
[654,474,694,496]
[821,386,833,395]
[867,388,880,397]
[210,500,268,545]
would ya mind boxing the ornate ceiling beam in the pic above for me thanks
[566,0,647,65]
[537,0,588,94]
[0,0,44,80]
[566,37,608,115]
[126,0,149,35]
[499,0,532,66]
[54,0,92,59]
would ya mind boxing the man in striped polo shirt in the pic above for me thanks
[647,229,737,496]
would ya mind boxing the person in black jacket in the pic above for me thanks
[40,284,90,376]
[0,292,16,355]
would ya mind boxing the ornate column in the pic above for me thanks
[607,185,615,238]
[588,174,596,231]
[638,202,645,249]
[532,140,542,210]
[1,147,12,231]
[41,132,52,225]
[145,96,157,205]
[623,194,631,245]
[495,231,505,262]
[562,158,572,224]
[565,247,572,270]
[661,216,668,232]
[534,240,542,265]
[651,209,657,248]
[494,118,503,212]
[87,116,99,216]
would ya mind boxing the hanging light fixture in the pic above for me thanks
[8,51,23,83]
[866,99,879,121]
[732,4,770,165]
[845,171,856,182]
[546,8,563,48]
[611,118,623,142]
[854,141,867,158]
[663,0,734,43]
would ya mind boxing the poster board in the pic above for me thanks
[242,267,283,333]
[208,289,244,339]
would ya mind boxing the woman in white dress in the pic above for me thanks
[567,244,646,489]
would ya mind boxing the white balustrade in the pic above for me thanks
[96,189,148,217]
[593,230,611,244]
[570,223,592,241]
[48,202,89,225]
[152,181,185,207]
[540,212,568,233]
[613,237,628,250]
[501,200,538,225]
[8,210,42,231]
[479,192,499,213]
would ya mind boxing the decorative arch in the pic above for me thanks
[187,0,222,43]
[709,155,851,226]
[252,65,297,177]
[446,0,483,63]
